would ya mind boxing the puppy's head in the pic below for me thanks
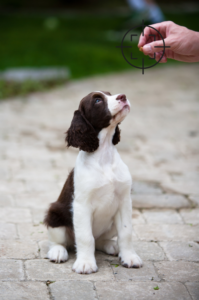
[66,91,130,152]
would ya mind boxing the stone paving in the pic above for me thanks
[0,64,199,300]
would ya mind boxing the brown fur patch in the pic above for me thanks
[112,124,121,145]
[66,110,99,153]
[44,169,74,228]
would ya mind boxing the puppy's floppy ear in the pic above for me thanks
[65,110,99,153]
[112,124,121,145]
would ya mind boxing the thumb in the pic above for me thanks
[142,38,170,55]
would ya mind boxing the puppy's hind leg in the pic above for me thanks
[47,226,73,263]
[95,224,119,256]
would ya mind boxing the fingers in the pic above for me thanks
[141,39,170,55]
[156,52,167,63]
[138,22,168,48]
[147,51,167,63]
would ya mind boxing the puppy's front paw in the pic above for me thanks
[72,258,98,274]
[47,245,68,263]
[119,252,142,268]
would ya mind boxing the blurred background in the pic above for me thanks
[0,0,199,99]
[0,2,199,292]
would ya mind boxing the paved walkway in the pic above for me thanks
[0,65,199,300]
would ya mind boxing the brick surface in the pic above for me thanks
[0,223,17,239]
[189,195,199,206]
[0,282,49,300]
[25,257,114,281]
[161,181,199,196]
[0,207,32,223]
[31,208,47,225]
[16,169,55,181]
[160,242,199,261]
[0,259,24,281]
[0,194,14,206]
[142,209,183,224]
[134,224,199,241]
[14,193,57,209]
[133,181,163,194]
[133,241,165,261]
[38,240,49,259]
[111,261,160,282]
[0,240,39,259]
[17,223,48,242]
[0,166,10,180]
[0,180,25,194]
[50,281,97,300]
[180,208,199,225]
[185,282,199,300]
[95,281,191,300]
[24,180,60,194]
[132,194,189,209]
[155,261,199,282]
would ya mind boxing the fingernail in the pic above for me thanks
[143,44,152,53]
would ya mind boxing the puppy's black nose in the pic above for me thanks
[116,94,126,102]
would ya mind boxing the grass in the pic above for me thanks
[0,11,199,99]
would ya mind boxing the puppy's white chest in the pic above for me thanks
[91,168,126,238]
[93,169,119,207]
[74,149,132,239]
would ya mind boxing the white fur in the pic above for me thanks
[47,226,70,262]
[48,92,142,273]
[47,245,68,263]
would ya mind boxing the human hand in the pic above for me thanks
[138,21,199,63]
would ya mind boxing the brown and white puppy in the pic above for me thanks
[44,91,142,274]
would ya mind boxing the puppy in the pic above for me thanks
[44,91,142,274]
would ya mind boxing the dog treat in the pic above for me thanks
[139,47,143,52]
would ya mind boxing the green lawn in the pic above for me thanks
[0,11,199,98]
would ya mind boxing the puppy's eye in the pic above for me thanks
[95,98,102,104]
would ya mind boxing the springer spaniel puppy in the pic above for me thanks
[44,91,142,274]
